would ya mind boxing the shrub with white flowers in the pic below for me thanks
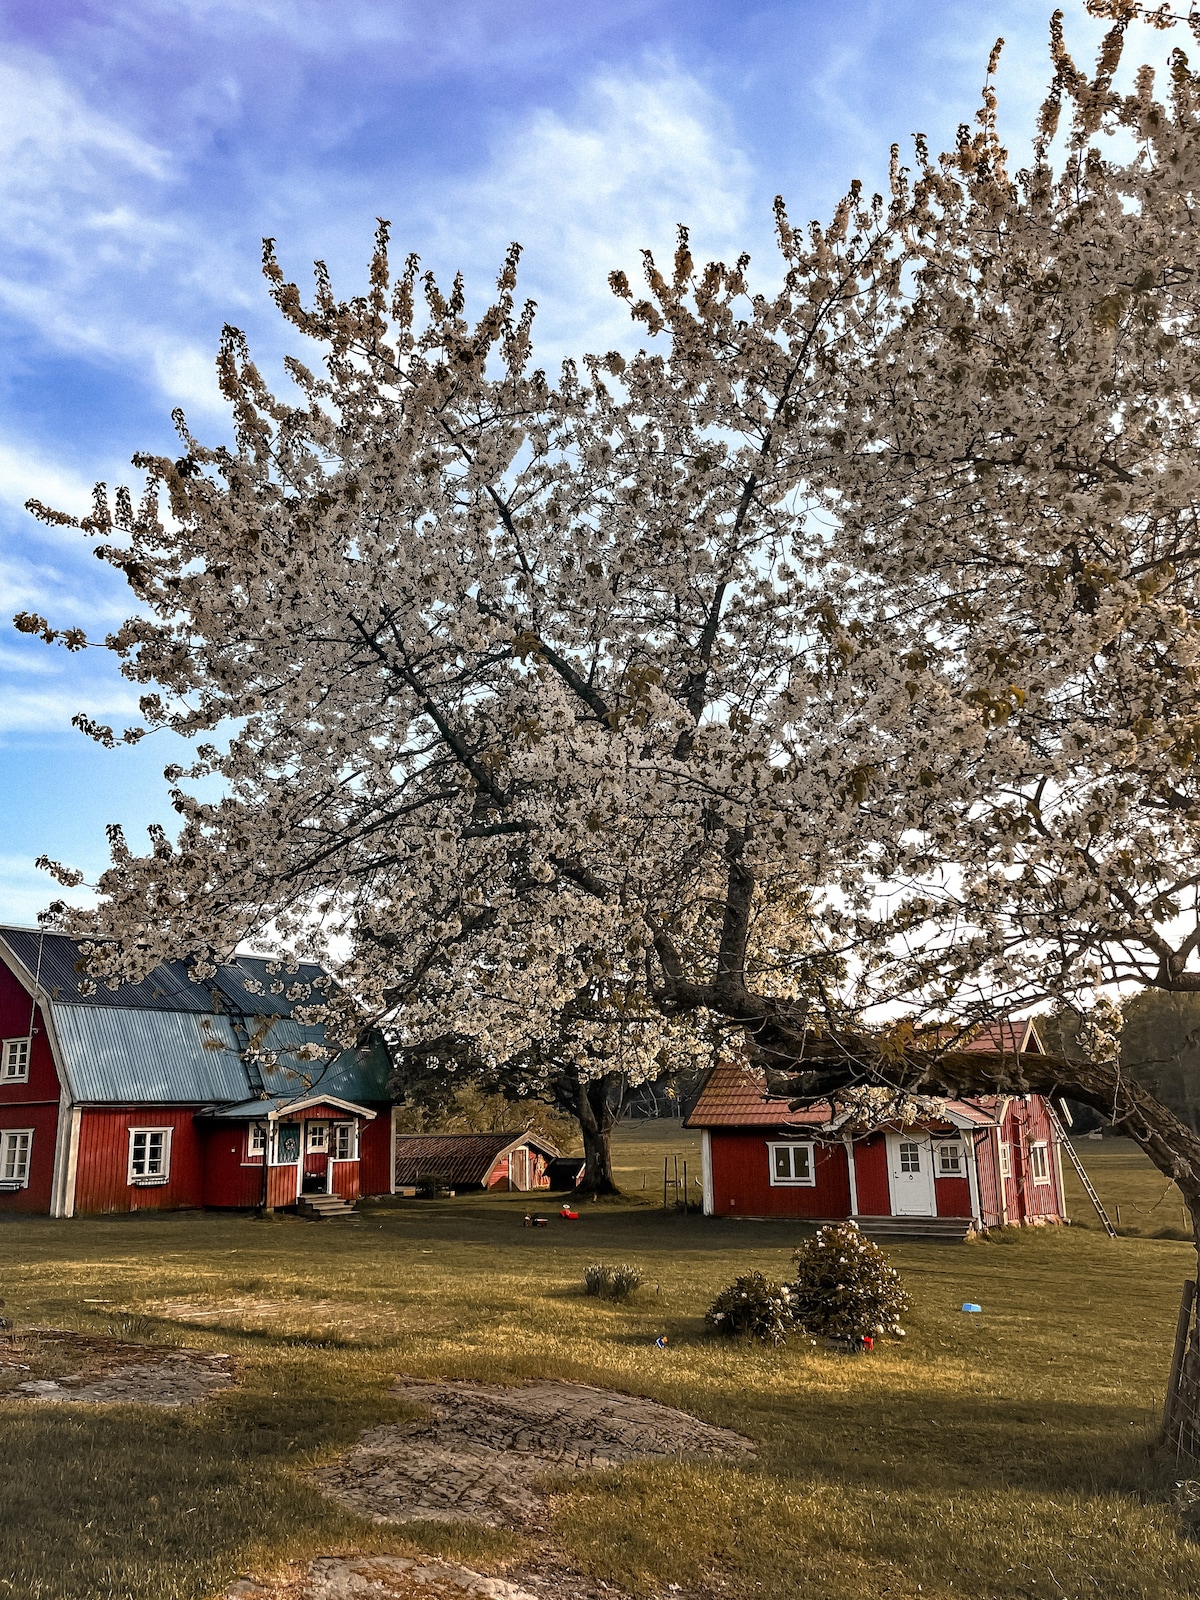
[705,1271,795,1346]
[788,1222,909,1341]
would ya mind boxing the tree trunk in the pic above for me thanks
[558,1068,626,1197]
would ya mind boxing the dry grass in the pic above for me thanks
[0,1123,1197,1599]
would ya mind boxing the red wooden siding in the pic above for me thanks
[1002,1097,1065,1224]
[72,1108,204,1214]
[974,1130,1003,1227]
[851,1135,891,1215]
[267,1162,298,1208]
[357,1113,392,1196]
[934,1173,972,1217]
[708,1131,851,1218]
[200,1125,266,1208]
[330,1161,361,1201]
[0,962,60,1214]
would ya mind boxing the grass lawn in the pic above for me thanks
[1,1124,1199,1600]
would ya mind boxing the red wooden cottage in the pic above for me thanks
[392,1130,559,1193]
[0,926,397,1217]
[686,1022,1069,1237]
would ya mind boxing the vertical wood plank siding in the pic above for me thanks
[0,961,60,1213]
[974,1130,1003,1227]
[73,1108,204,1214]
[201,1125,266,1208]
[357,1113,392,1196]
[852,1135,892,1216]
[330,1161,361,1201]
[709,1131,851,1217]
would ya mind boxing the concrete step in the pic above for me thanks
[854,1215,975,1242]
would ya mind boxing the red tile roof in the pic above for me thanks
[685,1060,998,1131]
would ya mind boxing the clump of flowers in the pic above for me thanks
[788,1222,909,1341]
[583,1262,642,1301]
[705,1272,795,1346]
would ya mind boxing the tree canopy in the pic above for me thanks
[20,4,1200,1201]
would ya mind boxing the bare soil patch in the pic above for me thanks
[0,1330,233,1406]
[314,1376,754,1529]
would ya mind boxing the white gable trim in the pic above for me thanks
[268,1094,377,1121]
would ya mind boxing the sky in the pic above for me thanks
[0,0,1163,924]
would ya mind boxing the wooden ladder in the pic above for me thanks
[1046,1102,1117,1238]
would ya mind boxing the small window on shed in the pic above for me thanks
[332,1122,356,1160]
[768,1142,816,1186]
[999,1141,1012,1179]
[247,1123,267,1161]
[1,1038,30,1083]
[1030,1141,1051,1185]
[937,1142,964,1176]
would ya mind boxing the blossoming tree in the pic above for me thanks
[19,5,1200,1212]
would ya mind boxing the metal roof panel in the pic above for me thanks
[50,1006,249,1104]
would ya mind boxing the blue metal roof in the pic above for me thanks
[51,1007,249,1104]
[0,927,392,1108]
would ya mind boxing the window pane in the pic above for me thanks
[131,1131,147,1176]
[792,1146,811,1180]
[147,1132,165,1175]
[773,1147,791,1179]
[900,1142,921,1173]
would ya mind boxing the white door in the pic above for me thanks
[886,1132,936,1216]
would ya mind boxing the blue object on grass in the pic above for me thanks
[961,1302,982,1313]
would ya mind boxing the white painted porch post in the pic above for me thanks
[964,1132,983,1228]
[993,1126,1009,1226]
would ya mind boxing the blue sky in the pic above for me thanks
[0,0,1152,922]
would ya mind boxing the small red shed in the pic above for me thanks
[392,1130,559,1193]
[685,1021,1069,1236]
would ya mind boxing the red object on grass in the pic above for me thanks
[560,1207,579,1220]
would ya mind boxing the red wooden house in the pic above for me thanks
[685,1022,1069,1237]
[0,926,397,1217]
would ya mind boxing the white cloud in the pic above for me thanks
[444,64,756,357]
[0,854,94,927]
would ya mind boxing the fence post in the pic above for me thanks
[1164,1278,1196,1444]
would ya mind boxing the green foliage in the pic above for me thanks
[705,1271,795,1346]
[583,1262,643,1301]
[789,1222,909,1340]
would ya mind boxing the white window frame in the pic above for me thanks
[0,1128,33,1188]
[998,1141,1012,1179]
[245,1122,267,1162]
[305,1120,329,1154]
[127,1126,172,1186]
[1029,1141,1051,1185]
[332,1121,357,1161]
[768,1141,816,1187]
[1,1038,30,1084]
[937,1141,964,1177]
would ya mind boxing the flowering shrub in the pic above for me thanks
[705,1272,795,1346]
[789,1222,909,1340]
[583,1262,642,1301]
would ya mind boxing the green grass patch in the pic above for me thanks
[0,1124,1196,1598]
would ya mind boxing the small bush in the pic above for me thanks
[789,1222,910,1340]
[583,1262,642,1301]
[705,1272,794,1346]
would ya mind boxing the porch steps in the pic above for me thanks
[854,1215,975,1242]
[297,1193,358,1222]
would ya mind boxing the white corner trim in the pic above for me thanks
[964,1131,982,1224]
[63,1107,81,1218]
[843,1132,860,1216]
[700,1129,714,1216]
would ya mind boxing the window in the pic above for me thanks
[768,1142,815,1186]
[0,1129,32,1188]
[898,1140,922,1173]
[1,1038,30,1083]
[332,1122,356,1161]
[937,1142,964,1176]
[246,1122,267,1161]
[128,1128,171,1185]
[998,1142,1011,1179]
[1030,1141,1051,1185]
[305,1121,329,1154]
